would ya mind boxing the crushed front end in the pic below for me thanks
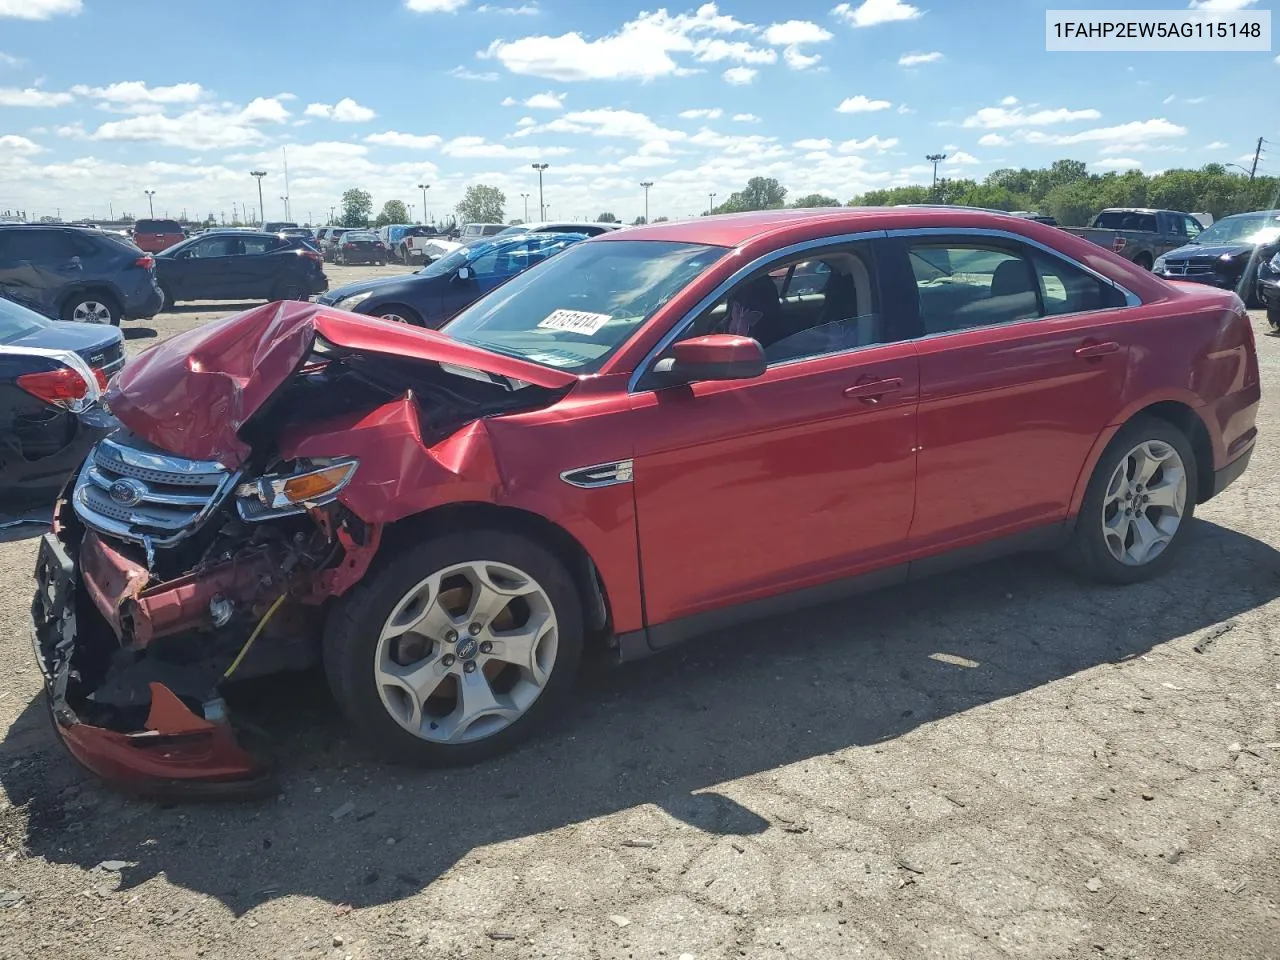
[31,433,379,796]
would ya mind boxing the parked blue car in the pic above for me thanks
[319,232,587,327]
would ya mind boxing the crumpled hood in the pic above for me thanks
[105,300,576,468]
[1163,242,1257,261]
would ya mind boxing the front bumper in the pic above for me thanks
[31,523,274,797]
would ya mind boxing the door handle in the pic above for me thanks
[843,377,903,402]
[1074,341,1120,360]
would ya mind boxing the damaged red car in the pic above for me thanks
[32,208,1260,793]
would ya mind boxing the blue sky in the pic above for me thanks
[0,0,1276,224]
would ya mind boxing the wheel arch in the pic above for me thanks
[382,501,614,643]
[59,282,122,316]
[1068,398,1215,516]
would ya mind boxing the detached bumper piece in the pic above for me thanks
[32,531,275,798]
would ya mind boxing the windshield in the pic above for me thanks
[0,296,50,343]
[441,240,727,373]
[1194,214,1280,246]
[495,225,531,238]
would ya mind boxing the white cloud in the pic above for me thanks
[688,128,787,157]
[449,66,499,81]
[1188,0,1257,10]
[898,50,941,66]
[838,135,899,152]
[794,137,833,149]
[501,96,518,106]
[0,51,22,66]
[239,97,292,123]
[482,4,756,82]
[763,20,833,45]
[961,103,1101,128]
[405,0,468,11]
[1205,140,1228,150]
[477,2,538,11]
[70,81,204,105]
[0,134,42,156]
[977,133,1008,146]
[836,95,891,113]
[783,47,822,69]
[440,135,571,159]
[723,66,758,85]
[732,113,760,122]
[0,0,80,19]
[0,86,73,107]
[945,150,979,164]
[515,116,537,127]
[1024,118,1186,146]
[304,98,375,122]
[538,107,686,141]
[1094,157,1143,170]
[680,107,724,119]
[831,0,923,28]
[523,91,565,109]
[1000,95,1019,106]
[897,104,914,114]
[364,131,443,149]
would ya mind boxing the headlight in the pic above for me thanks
[1152,256,1167,273]
[336,290,374,310]
[235,458,359,521]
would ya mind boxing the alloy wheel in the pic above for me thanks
[373,561,559,744]
[1101,440,1188,566]
[71,300,113,324]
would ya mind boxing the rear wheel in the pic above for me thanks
[323,530,584,765]
[1267,298,1280,332]
[61,290,121,326]
[158,283,176,309]
[1133,253,1153,271]
[370,303,422,326]
[1065,416,1198,584]
[273,283,304,301]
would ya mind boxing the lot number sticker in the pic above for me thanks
[538,309,612,335]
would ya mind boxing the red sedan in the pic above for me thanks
[33,207,1260,792]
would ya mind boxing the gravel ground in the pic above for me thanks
[1,269,1277,960]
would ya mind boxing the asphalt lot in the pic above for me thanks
[1,265,1277,959]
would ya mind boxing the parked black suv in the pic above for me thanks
[0,224,164,326]
[154,230,328,304]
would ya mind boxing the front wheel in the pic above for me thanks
[370,303,422,326]
[1065,416,1198,584]
[323,531,584,765]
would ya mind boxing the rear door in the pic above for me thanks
[884,231,1132,553]
[173,235,239,299]
[236,235,281,298]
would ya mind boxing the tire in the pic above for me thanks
[273,283,304,301]
[323,529,584,766]
[1267,298,1280,332]
[370,303,422,326]
[1133,253,1153,271]
[158,283,176,309]
[398,245,410,265]
[61,290,121,326]
[1064,416,1199,585]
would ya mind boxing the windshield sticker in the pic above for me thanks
[538,309,611,335]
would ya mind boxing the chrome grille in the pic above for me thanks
[72,434,237,547]
[1164,260,1216,277]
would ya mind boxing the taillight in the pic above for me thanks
[301,250,323,264]
[17,367,93,408]
[134,255,154,269]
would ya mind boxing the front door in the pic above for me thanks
[629,241,920,630]
[889,233,1131,551]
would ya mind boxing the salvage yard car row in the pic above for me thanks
[9,206,1259,796]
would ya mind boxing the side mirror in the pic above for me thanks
[653,334,766,384]
[456,265,472,281]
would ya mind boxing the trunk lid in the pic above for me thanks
[105,300,577,467]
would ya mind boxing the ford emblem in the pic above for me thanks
[108,478,147,508]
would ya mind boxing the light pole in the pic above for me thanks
[926,153,947,192]
[417,183,430,225]
[280,196,290,222]
[521,193,530,222]
[408,203,415,223]
[531,163,549,220]
[1225,162,1253,178]
[144,189,155,218]
[707,192,716,216]
[640,181,654,223]
[329,205,335,225]
[250,170,267,227]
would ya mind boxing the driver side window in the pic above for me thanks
[674,243,884,366]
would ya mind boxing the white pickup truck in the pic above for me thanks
[407,222,506,263]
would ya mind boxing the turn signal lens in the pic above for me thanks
[281,464,356,503]
[16,367,91,408]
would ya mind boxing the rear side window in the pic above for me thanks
[136,219,182,234]
[1031,251,1127,315]
[908,243,1041,333]
[243,236,282,255]
[1094,211,1157,232]
[8,229,82,262]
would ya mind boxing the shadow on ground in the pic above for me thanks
[3,519,1278,913]
[121,326,158,341]
[161,302,266,315]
